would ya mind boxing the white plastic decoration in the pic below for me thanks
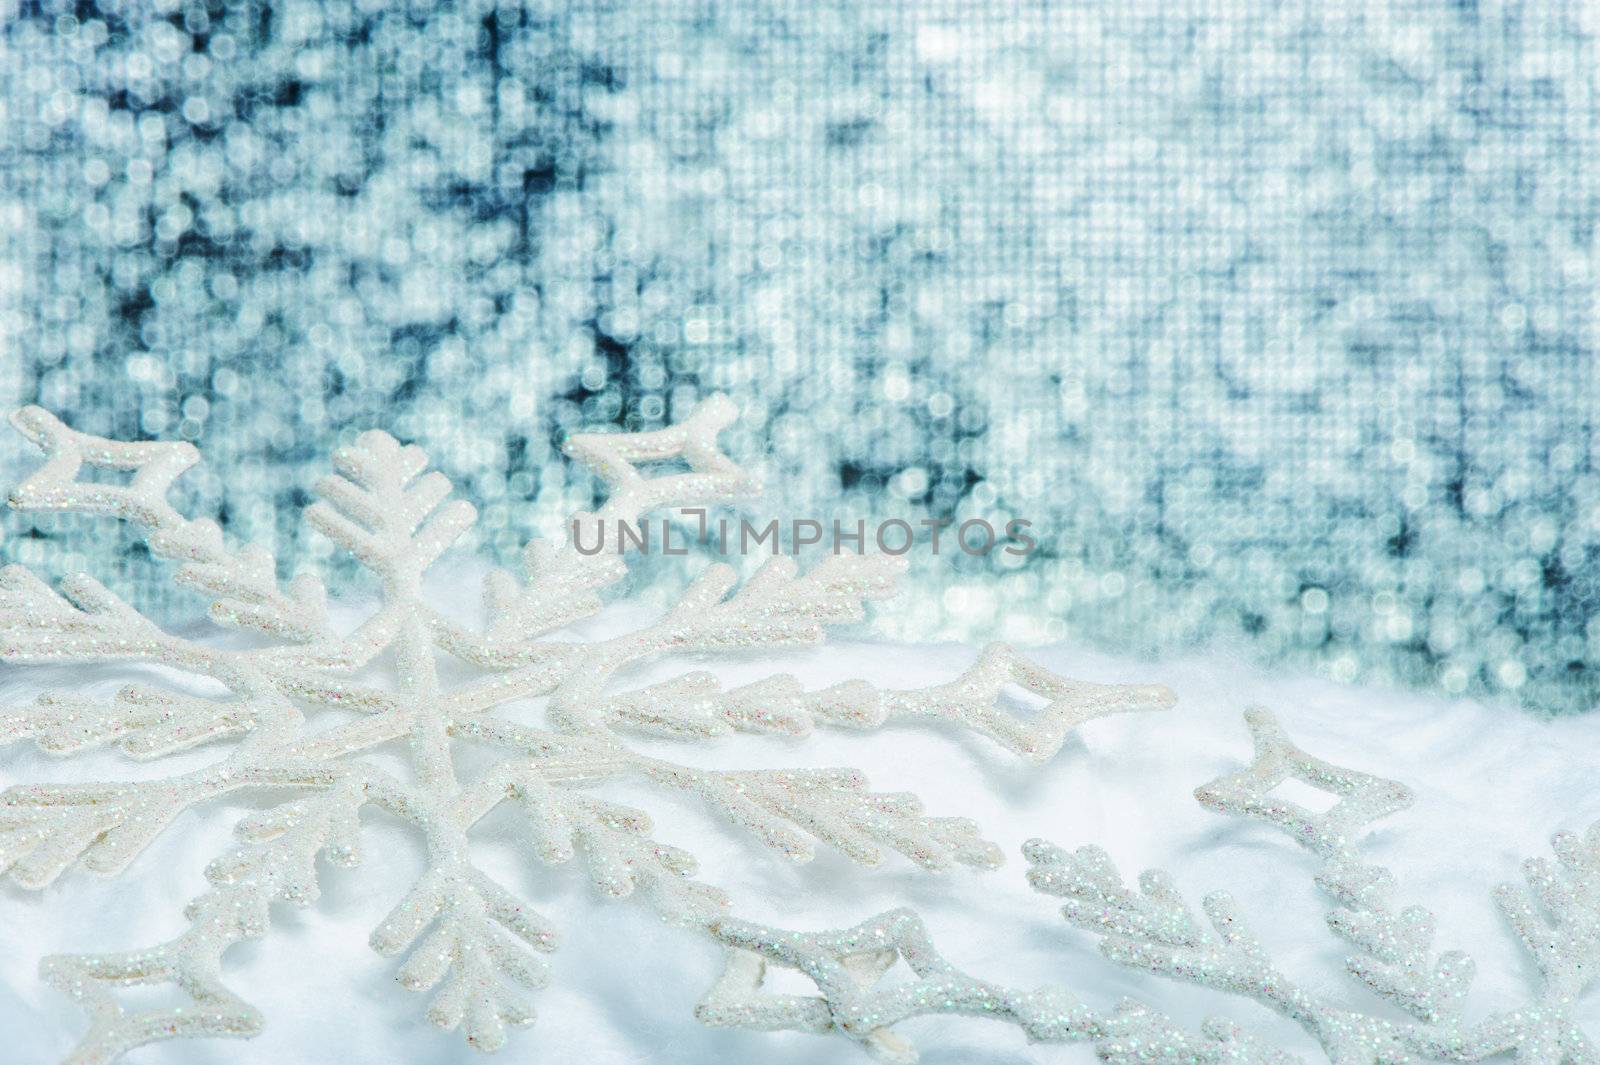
[1025,708,1600,1065]
[0,397,1175,1064]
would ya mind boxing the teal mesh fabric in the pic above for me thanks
[1,1,1596,711]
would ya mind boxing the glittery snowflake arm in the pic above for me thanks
[41,775,368,1065]
[531,566,1170,754]
[601,553,905,652]
[433,394,759,661]
[1025,707,1600,1065]
[437,541,1168,776]
[0,566,180,663]
[872,642,1175,760]
[452,756,730,925]
[1495,823,1600,996]
[306,429,478,586]
[7,406,330,642]
[686,903,1301,1065]
[637,762,1003,871]
[563,393,753,512]
[428,397,1172,757]
[697,908,1095,1065]
[1025,833,1316,1020]
[0,705,327,889]
[1094,1005,1302,1065]
[367,862,557,1050]
[2,686,251,760]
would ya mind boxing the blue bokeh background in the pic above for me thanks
[1,0,1596,711]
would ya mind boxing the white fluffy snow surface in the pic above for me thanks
[3,618,1598,1065]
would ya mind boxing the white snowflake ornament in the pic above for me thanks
[0,397,1175,1064]
[1025,707,1600,1065]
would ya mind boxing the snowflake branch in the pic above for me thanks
[430,394,757,663]
[8,407,330,640]
[305,430,476,589]
[698,907,1093,1064]
[40,776,368,1065]
[370,862,557,1050]
[547,643,1174,760]
[420,554,909,739]
[0,566,189,664]
[564,794,731,921]
[1095,1003,1303,1065]
[876,642,1175,760]
[0,745,339,888]
[638,759,1001,870]
[3,685,260,760]
[1024,840,1325,1028]
[454,763,727,924]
